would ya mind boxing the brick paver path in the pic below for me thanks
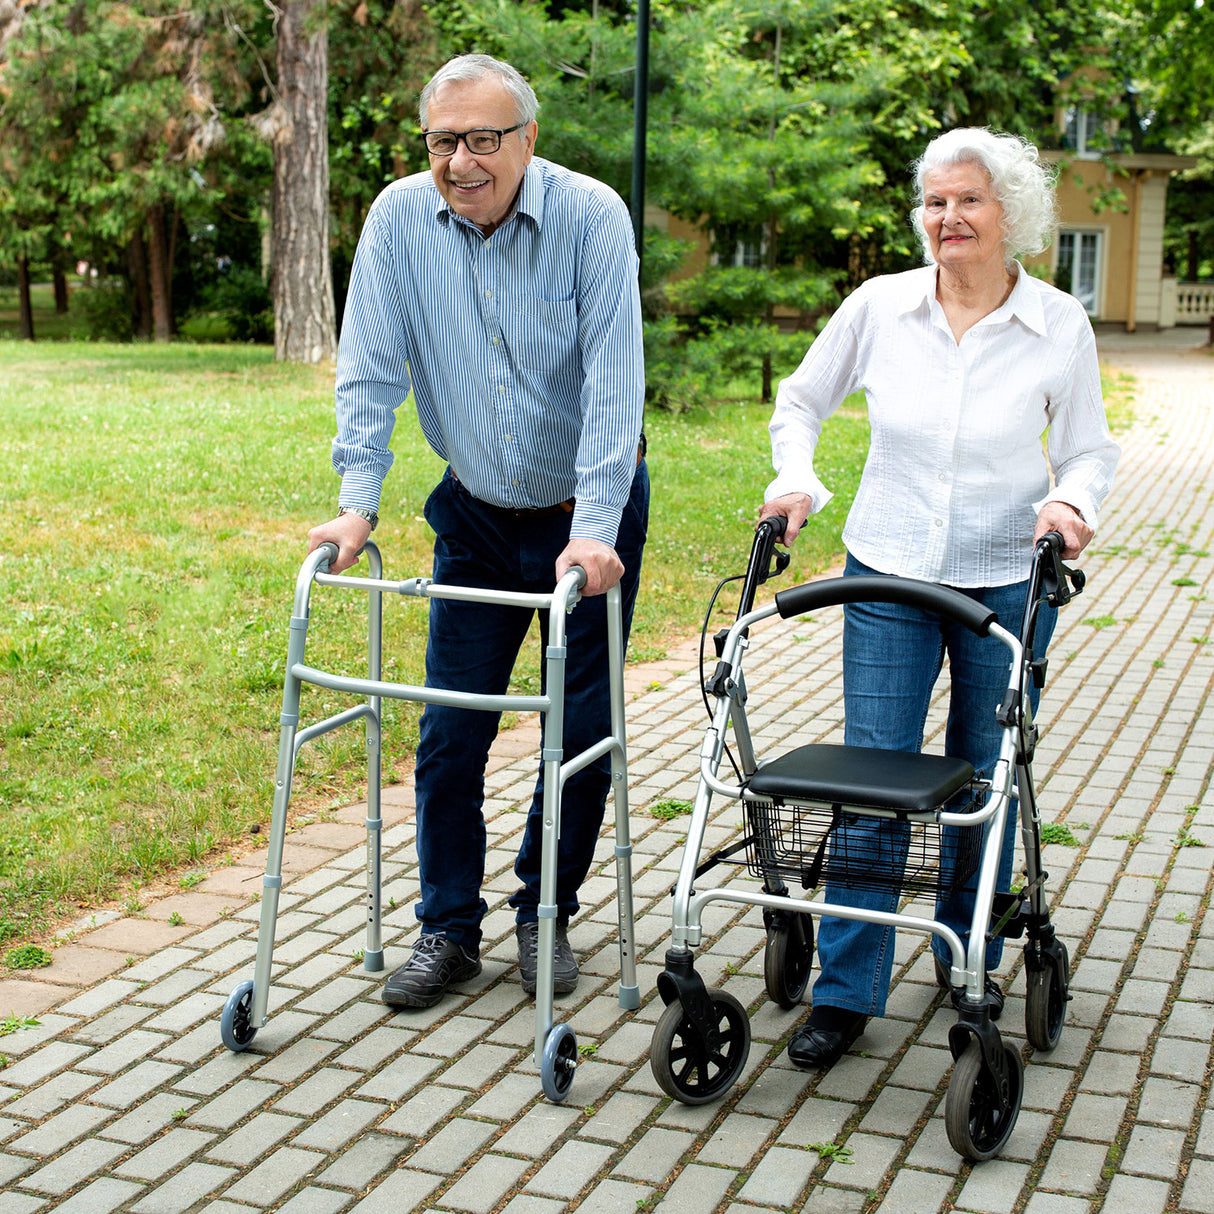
[1,331,1211,1213]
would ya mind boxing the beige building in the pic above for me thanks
[1029,147,1201,331]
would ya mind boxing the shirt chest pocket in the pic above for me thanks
[499,295,580,374]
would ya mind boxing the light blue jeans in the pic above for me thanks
[810,553,1056,1017]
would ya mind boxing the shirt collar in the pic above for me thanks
[896,261,1047,336]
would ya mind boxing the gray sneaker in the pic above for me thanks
[516,921,579,996]
[383,933,481,1009]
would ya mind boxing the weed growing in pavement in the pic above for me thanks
[650,799,694,821]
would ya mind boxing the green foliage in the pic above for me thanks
[4,944,53,970]
[649,799,693,821]
[200,267,274,343]
[1040,822,1080,847]
[0,1015,41,1038]
[75,282,137,342]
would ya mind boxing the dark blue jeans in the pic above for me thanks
[412,465,648,952]
[811,552,1056,1017]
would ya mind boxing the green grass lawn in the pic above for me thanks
[0,338,865,944]
[0,288,1135,947]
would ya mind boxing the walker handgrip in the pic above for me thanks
[774,575,999,635]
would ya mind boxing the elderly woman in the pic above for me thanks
[760,128,1120,1071]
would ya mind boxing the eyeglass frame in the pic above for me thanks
[422,123,527,157]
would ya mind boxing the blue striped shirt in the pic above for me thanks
[332,157,645,547]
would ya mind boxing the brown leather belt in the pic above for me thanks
[449,434,645,519]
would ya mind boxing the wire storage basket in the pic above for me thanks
[743,780,987,898]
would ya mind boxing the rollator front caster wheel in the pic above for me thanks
[945,1040,1023,1161]
[1025,941,1070,1051]
[540,1023,578,1102]
[220,980,258,1052]
[763,911,814,1009]
[650,989,750,1105]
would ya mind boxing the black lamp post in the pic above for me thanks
[630,0,650,279]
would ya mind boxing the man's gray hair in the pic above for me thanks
[910,127,1058,267]
[419,54,539,133]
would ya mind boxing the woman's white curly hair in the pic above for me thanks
[911,127,1058,267]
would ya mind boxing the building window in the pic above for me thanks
[1056,230,1102,315]
[1063,108,1108,160]
[712,230,766,268]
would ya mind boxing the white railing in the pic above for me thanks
[1175,281,1214,325]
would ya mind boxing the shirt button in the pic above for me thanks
[934,519,944,527]
[504,434,512,442]
[492,337,500,346]
[485,290,492,299]
[512,479,519,486]
[938,472,947,482]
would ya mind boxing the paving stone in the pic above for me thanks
[1122,1123,1187,1179]
[7,1102,114,1155]
[275,1187,355,1214]
[1037,1138,1110,1195]
[0,1193,46,1214]
[1103,1173,1171,1214]
[1179,1157,1214,1213]
[48,1178,145,1213]
[346,1168,442,1212]
[186,1079,282,1129]
[20,1137,129,1195]
[89,1060,185,1109]
[439,1154,533,1213]
[127,1162,238,1213]
[3,1070,98,1118]
[114,1127,218,1180]
[525,1140,616,1200]
[406,1116,497,1174]
[656,1162,736,1213]
[220,1146,327,1204]
[615,1125,696,1183]
[494,1103,580,1157]
[570,1178,653,1213]
[0,1043,92,1088]
[313,1132,412,1190]
[876,1167,956,1213]
[735,1141,816,1206]
[294,1098,386,1151]
[205,1111,303,1166]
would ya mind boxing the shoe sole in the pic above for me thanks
[520,974,579,997]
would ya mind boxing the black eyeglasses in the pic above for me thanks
[422,124,525,156]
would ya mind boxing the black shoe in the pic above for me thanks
[516,921,579,996]
[933,955,1004,1021]
[383,933,481,1009]
[787,1008,868,1070]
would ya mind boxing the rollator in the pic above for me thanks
[648,519,1082,1160]
[219,541,639,1103]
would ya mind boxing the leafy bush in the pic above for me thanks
[203,266,273,343]
[75,281,135,341]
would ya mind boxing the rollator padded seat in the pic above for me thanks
[746,743,975,813]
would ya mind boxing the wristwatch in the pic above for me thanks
[338,506,378,531]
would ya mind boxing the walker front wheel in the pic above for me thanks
[650,989,750,1105]
[945,1040,1023,1161]
[220,980,258,1052]
[540,1023,578,1102]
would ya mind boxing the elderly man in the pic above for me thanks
[307,54,647,1009]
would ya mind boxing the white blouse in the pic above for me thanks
[767,264,1121,587]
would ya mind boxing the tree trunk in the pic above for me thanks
[272,0,337,364]
[17,254,34,341]
[127,232,154,338]
[146,204,173,341]
[53,266,69,314]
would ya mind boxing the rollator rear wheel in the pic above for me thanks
[1025,941,1070,1051]
[220,980,258,1052]
[763,912,814,1009]
[650,989,750,1105]
[945,1040,1023,1161]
